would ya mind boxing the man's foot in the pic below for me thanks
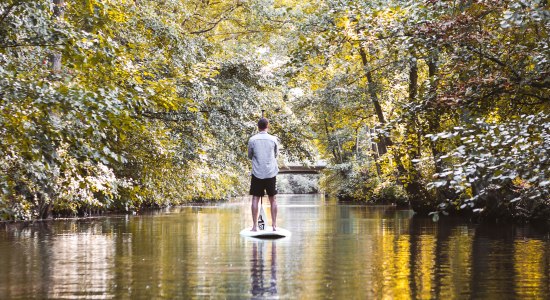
[272,226,277,231]
[251,226,257,232]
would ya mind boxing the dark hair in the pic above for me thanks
[258,118,269,130]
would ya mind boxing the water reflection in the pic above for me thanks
[250,240,277,298]
[47,233,115,299]
[0,195,548,299]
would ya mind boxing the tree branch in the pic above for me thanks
[209,30,268,37]
[189,4,241,35]
[518,92,550,103]
[0,43,65,49]
[0,2,18,25]
[141,111,195,122]
[465,45,521,80]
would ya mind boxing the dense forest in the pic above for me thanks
[1,0,548,223]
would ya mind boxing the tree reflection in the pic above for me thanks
[1,198,549,299]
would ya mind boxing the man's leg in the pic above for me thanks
[268,195,277,231]
[251,195,260,231]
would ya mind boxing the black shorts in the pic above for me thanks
[249,175,277,197]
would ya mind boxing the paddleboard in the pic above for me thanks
[242,197,289,238]
[240,228,291,239]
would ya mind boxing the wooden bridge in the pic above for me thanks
[278,163,326,174]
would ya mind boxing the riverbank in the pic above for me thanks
[0,198,235,223]
[335,191,550,229]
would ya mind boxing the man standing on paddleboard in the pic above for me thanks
[248,117,279,231]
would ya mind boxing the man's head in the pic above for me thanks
[258,118,269,131]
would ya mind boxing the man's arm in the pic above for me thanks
[248,140,254,159]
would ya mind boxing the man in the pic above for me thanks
[248,117,279,231]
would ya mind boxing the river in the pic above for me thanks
[1,194,549,299]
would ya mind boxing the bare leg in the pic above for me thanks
[251,196,260,231]
[268,195,277,231]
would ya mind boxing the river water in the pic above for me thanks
[0,194,549,299]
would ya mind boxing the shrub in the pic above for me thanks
[425,113,549,222]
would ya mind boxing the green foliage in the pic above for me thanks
[424,113,549,222]
[0,0,312,220]
[375,184,408,206]
[321,161,376,202]
[277,174,319,194]
[1,0,548,223]
[284,0,549,222]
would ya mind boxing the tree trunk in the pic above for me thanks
[323,116,340,163]
[49,0,64,72]
[409,56,418,103]
[426,51,443,174]
[405,54,431,212]
[37,0,66,219]
[356,45,407,176]
[358,46,389,155]
[366,126,382,176]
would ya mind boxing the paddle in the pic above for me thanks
[258,197,267,230]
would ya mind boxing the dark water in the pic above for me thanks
[1,194,549,299]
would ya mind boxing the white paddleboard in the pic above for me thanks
[240,228,291,239]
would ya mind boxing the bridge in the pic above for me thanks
[278,161,327,174]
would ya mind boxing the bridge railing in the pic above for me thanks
[278,163,326,174]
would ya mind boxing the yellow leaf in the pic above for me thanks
[335,16,350,28]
